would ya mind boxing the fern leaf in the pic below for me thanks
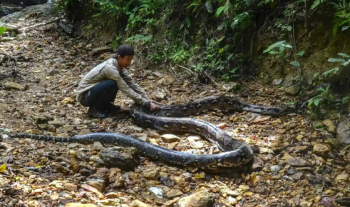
[328,58,345,63]
[263,41,286,54]
[322,67,339,78]
[310,0,327,10]
[215,6,228,18]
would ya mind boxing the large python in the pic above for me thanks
[10,95,295,171]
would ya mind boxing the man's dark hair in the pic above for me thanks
[117,45,134,58]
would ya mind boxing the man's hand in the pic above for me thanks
[150,100,164,106]
[149,101,161,111]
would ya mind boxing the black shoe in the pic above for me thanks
[87,107,111,118]
[106,103,121,112]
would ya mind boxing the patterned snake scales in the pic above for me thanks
[10,95,295,171]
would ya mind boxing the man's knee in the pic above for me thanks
[105,80,118,93]
[105,80,117,87]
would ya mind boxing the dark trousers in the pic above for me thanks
[80,80,118,110]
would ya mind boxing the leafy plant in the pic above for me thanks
[221,67,239,82]
[310,0,328,10]
[126,34,153,43]
[111,36,121,49]
[0,26,7,36]
[308,85,333,114]
[170,47,190,64]
[342,95,350,104]
[310,53,350,86]
[263,40,305,70]
[263,40,292,58]
[325,53,350,77]
[191,38,237,77]
[332,0,350,35]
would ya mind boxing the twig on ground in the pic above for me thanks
[204,71,220,87]
[169,64,178,77]
[179,65,196,76]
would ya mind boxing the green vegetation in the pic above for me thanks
[308,52,350,114]
[0,27,7,36]
[56,0,350,79]
[56,0,350,115]
[308,85,333,115]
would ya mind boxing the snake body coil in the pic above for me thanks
[11,95,294,170]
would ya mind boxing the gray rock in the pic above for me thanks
[142,167,160,179]
[336,122,350,144]
[29,85,46,93]
[286,157,308,166]
[109,168,125,189]
[183,172,192,181]
[285,85,300,96]
[3,82,25,90]
[288,146,311,154]
[177,190,214,207]
[31,115,49,124]
[161,134,180,143]
[79,128,91,135]
[127,126,143,133]
[272,78,283,85]
[323,119,336,133]
[1,134,9,139]
[64,183,78,192]
[166,189,183,198]
[91,142,105,151]
[324,138,340,149]
[55,164,71,175]
[160,176,175,187]
[131,133,148,141]
[157,75,174,86]
[99,148,138,170]
[252,157,265,171]
[313,144,330,158]
[87,178,106,192]
[291,172,303,181]
[48,70,59,76]
[1,156,13,163]
[270,165,280,172]
[255,185,266,193]
[149,187,163,199]
[48,120,64,128]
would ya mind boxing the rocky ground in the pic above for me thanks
[1,2,350,207]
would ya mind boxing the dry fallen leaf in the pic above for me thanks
[61,97,75,104]
[0,164,6,173]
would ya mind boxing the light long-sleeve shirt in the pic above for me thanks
[76,58,149,105]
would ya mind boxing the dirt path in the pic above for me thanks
[0,3,349,207]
